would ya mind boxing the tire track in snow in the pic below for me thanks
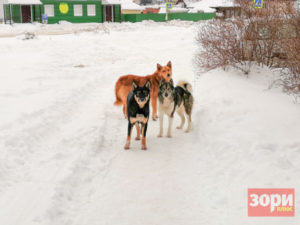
[42,105,124,225]
[0,77,99,191]
[0,76,119,225]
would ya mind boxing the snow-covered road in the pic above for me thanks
[0,22,299,225]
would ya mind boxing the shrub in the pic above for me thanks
[195,0,299,95]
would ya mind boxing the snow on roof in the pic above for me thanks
[184,0,236,13]
[4,0,42,4]
[159,7,189,14]
[102,0,121,4]
[103,0,144,10]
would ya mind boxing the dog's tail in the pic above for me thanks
[177,80,192,93]
[114,81,123,106]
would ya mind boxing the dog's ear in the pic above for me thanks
[132,81,138,90]
[169,79,174,87]
[167,61,172,68]
[157,63,162,71]
[145,80,151,90]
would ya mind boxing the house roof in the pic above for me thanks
[102,0,121,4]
[4,0,42,4]
[159,7,189,14]
[103,0,144,10]
[184,0,236,12]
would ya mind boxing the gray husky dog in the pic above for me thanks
[158,79,193,137]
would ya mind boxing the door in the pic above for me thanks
[21,5,31,23]
[105,5,112,22]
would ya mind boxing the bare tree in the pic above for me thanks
[196,0,300,94]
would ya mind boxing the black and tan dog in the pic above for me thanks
[124,81,151,150]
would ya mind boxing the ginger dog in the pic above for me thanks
[114,61,173,120]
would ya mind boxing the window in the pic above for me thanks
[74,5,83,17]
[44,5,54,17]
[87,4,96,16]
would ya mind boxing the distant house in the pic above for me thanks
[139,0,152,5]
[158,7,189,14]
[203,0,300,18]
[210,6,240,18]
[103,0,143,16]
[184,0,238,17]
[142,7,160,14]
[119,0,144,14]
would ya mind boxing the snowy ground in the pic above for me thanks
[0,21,299,225]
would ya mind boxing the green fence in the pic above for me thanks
[169,12,216,21]
[121,12,215,23]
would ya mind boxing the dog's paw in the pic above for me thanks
[141,145,147,150]
[157,134,163,138]
[176,126,183,129]
[167,134,172,138]
[135,137,141,141]
[124,144,130,150]
[152,117,157,121]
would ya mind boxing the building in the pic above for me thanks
[2,0,122,23]
[142,7,160,14]
[119,0,144,14]
[184,0,237,16]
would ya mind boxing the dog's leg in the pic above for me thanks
[135,123,140,140]
[185,114,192,133]
[151,92,158,120]
[157,113,163,137]
[123,103,128,119]
[124,122,133,149]
[176,107,185,129]
[141,123,148,150]
[167,116,173,138]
